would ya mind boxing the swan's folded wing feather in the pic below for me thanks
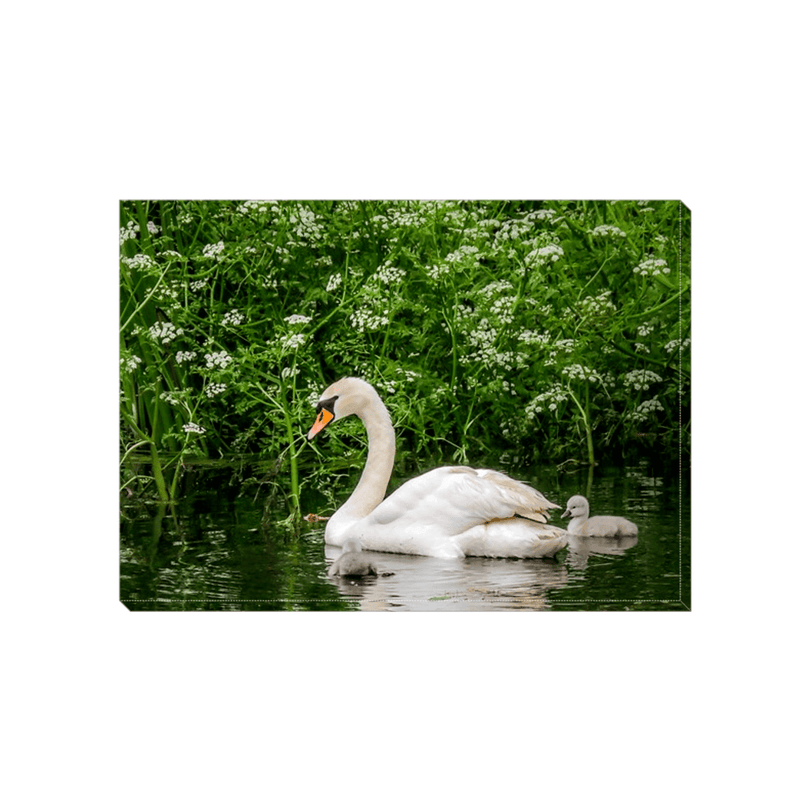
[366,466,559,535]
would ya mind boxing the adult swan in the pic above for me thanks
[307,377,566,559]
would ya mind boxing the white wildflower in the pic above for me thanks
[205,382,227,398]
[426,262,449,280]
[183,422,207,434]
[222,309,244,326]
[284,314,312,326]
[119,221,139,245]
[202,241,225,259]
[480,280,514,297]
[350,308,389,333]
[147,221,161,235]
[205,351,232,369]
[176,351,197,364]
[121,354,142,373]
[519,330,550,346]
[622,370,663,391]
[149,322,182,343]
[281,333,307,349]
[579,290,616,317]
[665,337,690,354]
[190,278,208,291]
[376,262,406,285]
[237,200,277,216]
[525,387,568,419]
[637,323,655,337]
[526,242,564,266]
[562,364,602,383]
[590,224,627,238]
[634,258,670,277]
[326,273,343,292]
[630,398,664,423]
[490,296,515,325]
[122,254,156,271]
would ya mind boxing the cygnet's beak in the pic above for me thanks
[560,508,572,519]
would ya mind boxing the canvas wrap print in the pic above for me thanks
[120,200,690,611]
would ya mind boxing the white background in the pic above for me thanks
[3,2,796,798]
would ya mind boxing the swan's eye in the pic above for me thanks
[316,395,339,415]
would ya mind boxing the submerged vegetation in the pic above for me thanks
[120,200,690,510]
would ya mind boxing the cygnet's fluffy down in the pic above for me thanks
[561,495,638,537]
[327,538,378,578]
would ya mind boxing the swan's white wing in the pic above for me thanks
[354,467,562,557]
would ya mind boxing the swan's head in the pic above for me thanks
[307,377,380,439]
[561,495,590,521]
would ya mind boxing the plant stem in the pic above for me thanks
[567,386,595,465]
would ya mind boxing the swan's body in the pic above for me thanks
[327,538,378,578]
[561,495,638,536]
[308,377,566,559]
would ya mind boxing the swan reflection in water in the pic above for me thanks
[564,533,638,569]
[324,544,569,611]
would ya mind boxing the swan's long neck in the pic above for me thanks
[326,394,395,543]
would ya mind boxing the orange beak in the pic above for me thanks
[308,407,334,439]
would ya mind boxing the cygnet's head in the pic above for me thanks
[341,537,363,554]
[561,495,590,521]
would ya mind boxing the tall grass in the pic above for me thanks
[120,200,690,504]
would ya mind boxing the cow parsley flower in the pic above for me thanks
[222,309,244,326]
[326,273,343,292]
[202,241,225,259]
[426,262,449,280]
[526,387,569,418]
[634,258,670,277]
[284,314,312,326]
[665,337,690,354]
[149,322,183,343]
[519,330,550,346]
[590,224,626,238]
[122,254,156,271]
[121,354,142,373]
[205,382,227,398]
[623,370,662,391]
[579,290,616,317]
[562,363,601,383]
[630,398,664,422]
[119,221,139,245]
[525,242,564,266]
[376,262,406,285]
[350,308,389,333]
[176,351,197,364]
[490,296,515,325]
[183,422,207,434]
[281,333,307,349]
[205,351,232,369]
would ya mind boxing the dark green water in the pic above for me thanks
[120,461,690,611]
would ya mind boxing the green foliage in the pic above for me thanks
[120,200,690,502]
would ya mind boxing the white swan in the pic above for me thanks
[560,495,638,536]
[307,377,567,559]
